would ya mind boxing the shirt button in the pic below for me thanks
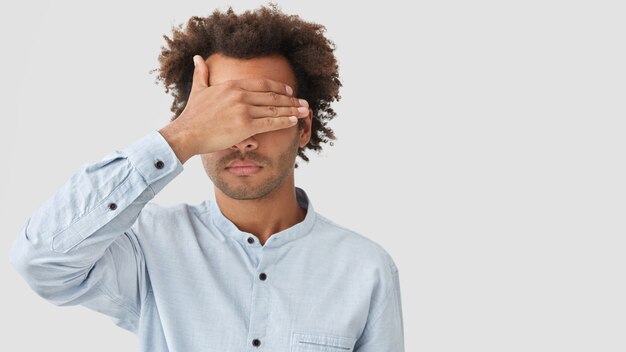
[247,237,255,244]
[154,160,164,169]
[259,273,267,281]
[108,203,117,210]
[252,339,261,347]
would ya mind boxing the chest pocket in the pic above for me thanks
[291,331,357,352]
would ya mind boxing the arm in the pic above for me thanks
[8,130,184,333]
[354,261,405,352]
[8,51,308,334]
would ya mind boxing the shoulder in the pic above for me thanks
[141,201,203,214]
[313,212,399,274]
[133,201,207,232]
[140,201,196,218]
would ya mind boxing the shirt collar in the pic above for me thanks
[207,186,316,248]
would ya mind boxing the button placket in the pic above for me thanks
[246,248,273,350]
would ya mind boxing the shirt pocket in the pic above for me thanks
[291,331,356,352]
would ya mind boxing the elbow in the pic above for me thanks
[9,229,40,285]
[10,240,59,303]
[9,228,92,306]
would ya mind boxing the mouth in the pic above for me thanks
[226,165,263,176]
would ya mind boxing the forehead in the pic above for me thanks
[205,53,297,92]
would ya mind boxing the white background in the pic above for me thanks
[1,0,625,351]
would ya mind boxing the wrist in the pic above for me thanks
[158,121,195,165]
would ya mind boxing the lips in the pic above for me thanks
[227,160,261,168]
[226,161,263,176]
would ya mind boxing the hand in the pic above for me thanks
[160,55,309,161]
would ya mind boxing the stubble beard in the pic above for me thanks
[206,133,300,200]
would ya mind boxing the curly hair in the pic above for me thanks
[149,3,342,167]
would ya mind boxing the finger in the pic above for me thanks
[250,115,299,134]
[242,90,307,108]
[236,78,294,97]
[247,105,310,119]
[191,55,209,91]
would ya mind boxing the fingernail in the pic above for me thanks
[297,106,308,114]
[298,99,308,108]
[289,116,297,122]
[286,85,293,96]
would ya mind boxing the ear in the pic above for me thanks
[298,108,312,148]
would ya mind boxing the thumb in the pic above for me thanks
[191,55,209,91]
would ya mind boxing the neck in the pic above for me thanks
[214,176,306,246]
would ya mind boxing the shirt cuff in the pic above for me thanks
[123,130,184,195]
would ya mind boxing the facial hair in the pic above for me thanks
[206,132,301,200]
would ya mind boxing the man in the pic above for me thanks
[9,4,404,351]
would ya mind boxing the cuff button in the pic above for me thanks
[108,203,118,210]
[155,160,164,169]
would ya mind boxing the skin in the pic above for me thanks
[199,53,313,246]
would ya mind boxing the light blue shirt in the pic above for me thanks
[9,130,405,352]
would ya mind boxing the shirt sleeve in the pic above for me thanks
[8,130,184,334]
[354,259,405,352]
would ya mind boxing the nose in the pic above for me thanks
[230,136,258,152]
